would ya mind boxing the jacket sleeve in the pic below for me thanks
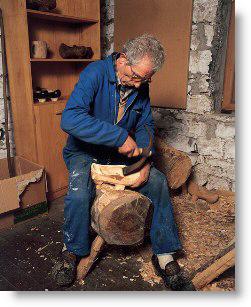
[61,64,128,147]
[134,86,155,153]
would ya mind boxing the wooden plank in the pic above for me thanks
[27,9,98,24]
[114,0,193,109]
[0,0,100,199]
[33,102,68,194]
[30,58,98,62]
[192,242,235,289]
[222,0,235,111]
[0,0,38,162]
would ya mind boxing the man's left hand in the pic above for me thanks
[130,162,151,189]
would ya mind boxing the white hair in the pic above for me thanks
[122,33,165,72]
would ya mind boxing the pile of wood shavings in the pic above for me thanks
[172,192,235,290]
[202,277,234,291]
[137,257,162,286]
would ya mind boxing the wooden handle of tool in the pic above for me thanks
[133,148,152,157]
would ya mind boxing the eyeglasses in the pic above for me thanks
[127,65,152,84]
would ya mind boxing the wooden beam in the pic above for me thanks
[192,242,235,289]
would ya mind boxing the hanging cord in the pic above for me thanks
[0,8,15,177]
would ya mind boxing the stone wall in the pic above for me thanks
[100,0,235,191]
[153,0,235,191]
[0,0,235,191]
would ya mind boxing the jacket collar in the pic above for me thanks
[105,52,119,83]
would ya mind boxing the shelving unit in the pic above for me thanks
[26,9,99,24]
[30,58,97,62]
[0,0,100,200]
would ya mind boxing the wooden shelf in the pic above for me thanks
[30,58,98,62]
[33,98,69,107]
[27,9,99,24]
[1,0,100,200]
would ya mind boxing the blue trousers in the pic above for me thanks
[62,151,182,257]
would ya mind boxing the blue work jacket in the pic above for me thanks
[61,52,155,157]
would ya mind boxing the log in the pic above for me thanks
[91,184,151,245]
[153,138,192,189]
[192,241,235,290]
[188,179,219,204]
[77,184,151,282]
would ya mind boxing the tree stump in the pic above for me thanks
[91,184,151,245]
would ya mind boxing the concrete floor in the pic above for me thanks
[0,197,166,291]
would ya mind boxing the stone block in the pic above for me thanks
[193,163,211,185]
[205,121,217,139]
[166,134,194,154]
[223,164,235,181]
[206,176,230,191]
[224,139,235,159]
[190,74,209,94]
[189,50,212,74]
[187,153,199,166]
[205,24,214,47]
[187,95,213,114]
[0,150,7,159]
[215,123,235,139]
[193,0,218,23]
[187,120,207,137]
[209,113,235,123]
[197,137,224,158]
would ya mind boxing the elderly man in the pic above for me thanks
[54,34,194,290]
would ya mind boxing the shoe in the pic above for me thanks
[33,88,48,103]
[151,254,196,291]
[48,89,61,101]
[51,250,79,287]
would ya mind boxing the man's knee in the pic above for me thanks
[66,171,95,208]
[148,167,168,187]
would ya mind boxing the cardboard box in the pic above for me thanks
[0,213,14,231]
[0,156,47,218]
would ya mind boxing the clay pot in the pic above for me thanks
[31,41,48,59]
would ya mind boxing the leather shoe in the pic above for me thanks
[151,254,196,291]
[51,250,79,287]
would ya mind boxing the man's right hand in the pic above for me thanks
[118,135,140,158]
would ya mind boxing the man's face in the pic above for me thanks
[116,54,155,88]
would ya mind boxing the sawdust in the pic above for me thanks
[172,193,235,275]
[137,257,162,286]
[135,192,235,290]
[202,276,235,291]
[172,193,235,291]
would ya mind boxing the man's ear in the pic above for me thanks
[118,53,128,65]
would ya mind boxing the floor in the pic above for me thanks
[0,197,166,291]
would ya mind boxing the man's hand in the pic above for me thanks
[130,162,151,188]
[118,135,140,158]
